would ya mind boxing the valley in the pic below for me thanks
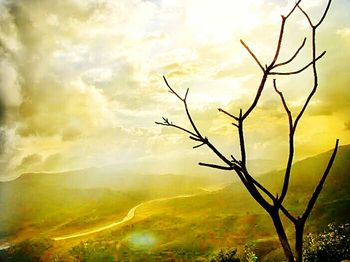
[0,145,349,261]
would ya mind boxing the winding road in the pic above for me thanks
[52,193,196,241]
[0,185,227,248]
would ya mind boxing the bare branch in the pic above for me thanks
[198,162,235,170]
[163,75,184,101]
[184,88,189,100]
[315,0,332,28]
[270,16,286,67]
[292,0,333,138]
[163,76,203,138]
[241,173,274,211]
[162,77,235,168]
[293,36,323,129]
[244,172,277,203]
[285,0,303,19]
[297,0,332,28]
[230,155,238,163]
[189,136,202,142]
[184,101,202,137]
[273,79,295,204]
[205,139,233,167]
[280,204,297,224]
[301,139,339,221]
[273,79,292,128]
[297,4,313,27]
[270,0,305,67]
[155,120,197,137]
[269,51,326,75]
[242,73,268,120]
[218,108,239,121]
[273,37,307,68]
[240,39,265,72]
[238,110,247,165]
[241,0,304,121]
[193,142,206,149]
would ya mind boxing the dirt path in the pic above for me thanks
[52,193,196,241]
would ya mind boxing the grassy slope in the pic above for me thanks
[0,171,222,239]
[1,145,349,261]
[63,145,350,261]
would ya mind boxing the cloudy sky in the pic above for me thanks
[0,0,349,181]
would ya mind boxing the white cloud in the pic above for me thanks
[0,58,22,107]
[0,0,348,178]
[337,27,350,38]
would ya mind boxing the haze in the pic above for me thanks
[0,0,349,181]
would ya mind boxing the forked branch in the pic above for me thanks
[301,139,339,222]
[277,0,333,205]
[157,76,234,168]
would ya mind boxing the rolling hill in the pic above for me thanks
[0,145,349,261]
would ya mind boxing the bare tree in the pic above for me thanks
[156,1,338,262]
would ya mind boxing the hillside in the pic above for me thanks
[259,144,350,228]
[0,171,227,239]
[0,145,349,261]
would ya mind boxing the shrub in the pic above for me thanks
[210,248,240,262]
[244,245,258,262]
[303,223,350,262]
[0,238,53,262]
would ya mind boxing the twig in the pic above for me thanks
[273,79,292,129]
[155,120,197,137]
[218,108,239,121]
[270,51,326,75]
[273,37,307,68]
[199,162,235,170]
[240,39,265,72]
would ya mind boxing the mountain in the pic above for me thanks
[0,169,229,239]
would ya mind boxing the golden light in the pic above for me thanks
[186,0,263,43]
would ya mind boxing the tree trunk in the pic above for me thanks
[295,221,305,262]
[270,211,295,262]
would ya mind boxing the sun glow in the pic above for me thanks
[127,231,158,250]
[0,0,349,179]
[186,0,262,43]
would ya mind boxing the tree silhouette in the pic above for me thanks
[156,1,338,261]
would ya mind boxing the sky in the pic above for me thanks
[0,0,349,181]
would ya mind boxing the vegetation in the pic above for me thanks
[210,248,240,262]
[303,223,350,262]
[0,238,53,262]
[70,240,115,262]
[0,146,348,261]
[0,172,217,238]
[156,0,338,261]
